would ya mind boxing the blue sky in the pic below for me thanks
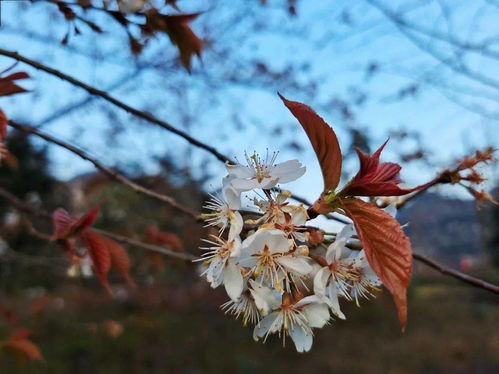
[1,0,498,206]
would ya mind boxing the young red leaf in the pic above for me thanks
[51,208,73,240]
[0,338,43,362]
[342,140,427,197]
[81,231,112,293]
[99,235,136,289]
[340,198,412,330]
[51,205,100,241]
[0,72,30,97]
[70,205,100,234]
[279,94,342,192]
[0,109,7,139]
[145,225,184,251]
[10,328,32,341]
[164,13,203,72]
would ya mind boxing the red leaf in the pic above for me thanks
[71,205,100,234]
[0,72,30,97]
[100,235,136,288]
[145,225,184,251]
[0,109,7,139]
[279,94,342,192]
[0,304,17,328]
[81,231,111,293]
[340,198,412,330]
[343,140,426,197]
[51,208,73,240]
[52,205,100,240]
[164,13,203,72]
[1,338,43,362]
[10,328,32,341]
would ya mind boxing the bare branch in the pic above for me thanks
[8,120,200,220]
[0,48,232,164]
[412,252,499,294]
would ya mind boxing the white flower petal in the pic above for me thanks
[326,224,355,264]
[289,325,313,353]
[207,257,225,288]
[260,177,280,189]
[228,211,244,242]
[253,312,279,341]
[303,303,330,328]
[231,178,261,190]
[222,184,241,210]
[313,267,330,297]
[226,164,253,179]
[271,160,306,184]
[275,256,312,276]
[326,283,346,320]
[249,279,281,315]
[223,260,244,301]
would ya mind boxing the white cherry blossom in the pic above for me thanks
[197,236,244,301]
[203,194,243,242]
[226,152,305,191]
[252,291,330,353]
[347,250,382,306]
[239,229,312,288]
[221,289,260,326]
[313,224,356,319]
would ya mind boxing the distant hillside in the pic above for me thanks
[397,193,483,267]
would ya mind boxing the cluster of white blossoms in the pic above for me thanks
[198,152,382,352]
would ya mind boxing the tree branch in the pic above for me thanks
[8,120,200,220]
[0,48,232,164]
[412,252,499,294]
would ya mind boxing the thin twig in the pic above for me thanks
[8,120,200,220]
[0,48,231,164]
[345,241,499,294]
[412,252,499,294]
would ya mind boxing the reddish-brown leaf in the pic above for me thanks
[340,198,412,330]
[52,205,99,240]
[9,328,32,341]
[81,231,111,293]
[0,304,17,328]
[70,205,100,234]
[0,72,30,97]
[100,235,136,288]
[279,94,342,192]
[1,338,43,362]
[145,225,184,251]
[51,208,73,240]
[164,13,203,72]
[342,140,429,197]
[0,109,7,139]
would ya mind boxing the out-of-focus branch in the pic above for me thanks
[345,241,499,295]
[367,0,499,61]
[35,68,144,128]
[0,48,232,164]
[412,252,499,294]
[0,187,195,261]
[366,0,499,93]
[8,120,200,220]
